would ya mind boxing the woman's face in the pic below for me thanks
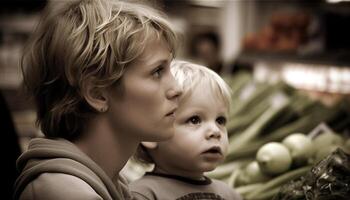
[107,37,181,142]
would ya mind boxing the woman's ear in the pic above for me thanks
[83,80,109,112]
[141,141,158,149]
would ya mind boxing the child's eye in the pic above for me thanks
[187,116,201,125]
[152,66,164,78]
[216,116,227,125]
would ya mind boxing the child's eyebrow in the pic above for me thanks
[177,108,202,118]
[214,105,229,116]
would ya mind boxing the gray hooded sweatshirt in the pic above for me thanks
[14,138,131,200]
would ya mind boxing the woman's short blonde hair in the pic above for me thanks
[134,60,232,164]
[22,0,178,140]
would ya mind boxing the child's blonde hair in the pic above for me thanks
[135,60,232,164]
[170,60,231,107]
[22,0,177,140]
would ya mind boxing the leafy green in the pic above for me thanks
[273,148,350,200]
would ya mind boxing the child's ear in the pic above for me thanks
[83,79,109,112]
[141,141,158,149]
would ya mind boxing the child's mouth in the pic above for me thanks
[203,146,222,155]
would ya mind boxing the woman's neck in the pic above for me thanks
[74,115,139,179]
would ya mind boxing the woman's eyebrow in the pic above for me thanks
[144,52,172,67]
[148,59,168,68]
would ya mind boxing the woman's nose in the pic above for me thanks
[166,87,182,100]
[166,77,182,100]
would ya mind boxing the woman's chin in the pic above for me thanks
[157,134,173,142]
[161,128,176,140]
[147,131,174,142]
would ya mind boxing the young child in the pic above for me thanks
[130,60,242,200]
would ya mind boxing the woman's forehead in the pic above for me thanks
[136,36,172,64]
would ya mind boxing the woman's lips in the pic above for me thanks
[165,107,177,117]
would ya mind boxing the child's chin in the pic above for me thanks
[201,164,219,172]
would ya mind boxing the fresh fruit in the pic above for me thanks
[244,161,270,184]
[256,142,292,175]
[313,132,343,147]
[282,133,314,166]
[343,138,350,154]
[314,145,339,163]
[236,161,271,186]
[312,132,344,163]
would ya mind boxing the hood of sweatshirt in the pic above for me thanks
[14,137,127,200]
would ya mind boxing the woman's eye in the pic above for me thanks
[187,116,201,125]
[152,66,164,78]
[216,116,227,125]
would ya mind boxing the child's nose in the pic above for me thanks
[206,124,221,139]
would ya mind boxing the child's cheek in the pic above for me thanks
[222,134,229,156]
[222,143,229,157]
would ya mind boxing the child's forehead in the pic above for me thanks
[180,81,229,107]
[178,90,230,118]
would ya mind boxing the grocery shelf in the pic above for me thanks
[237,51,350,67]
[233,51,350,94]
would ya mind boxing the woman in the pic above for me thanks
[14,0,181,199]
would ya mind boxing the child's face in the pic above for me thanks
[106,36,181,142]
[154,83,229,178]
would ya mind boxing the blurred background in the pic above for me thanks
[1,0,350,199]
[1,0,350,149]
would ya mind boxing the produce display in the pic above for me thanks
[256,142,292,176]
[282,134,314,167]
[208,72,350,200]
[242,12,311,52]
[274,148,350,200]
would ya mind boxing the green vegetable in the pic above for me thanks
[227,97,270,136]
[274,148,350,200]
[313,131,343,148]
[235,183,263,196]
[225,115,314,162]
[259,93,314,135]
[246,166,311,199]
[227,168,241,188]
[246,186,281,200]
[243,161,270,184]
[206,159,251,179]
[226,100,344,163]
[282,133,315,167]
[227,72,252,96]
[228,95,289,152]
[233,82,288,116]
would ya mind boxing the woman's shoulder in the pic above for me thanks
[19,173,103,200]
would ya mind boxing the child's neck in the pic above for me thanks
[153,166,205,181]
